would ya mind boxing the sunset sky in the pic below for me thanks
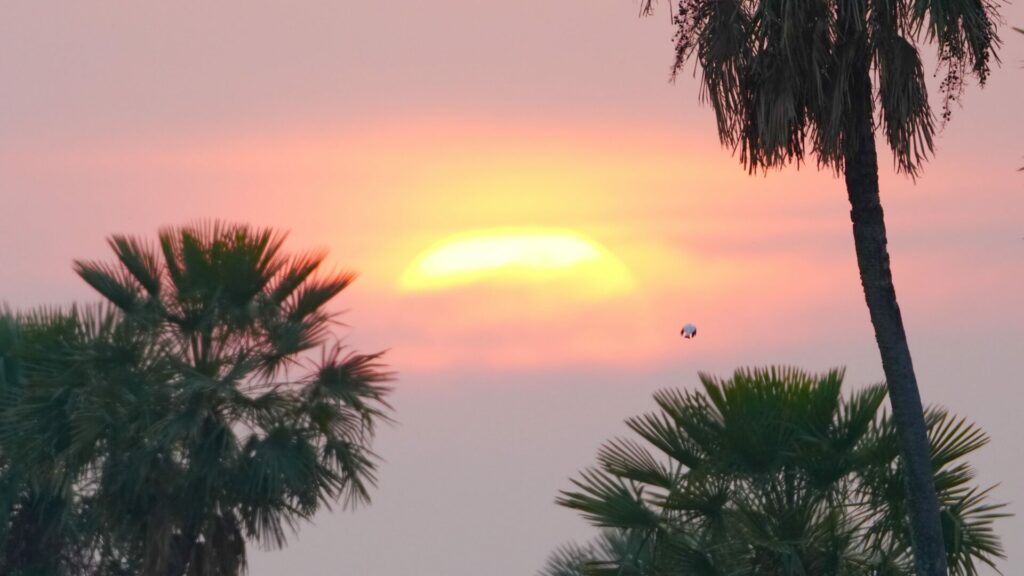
[1,2,1022,575]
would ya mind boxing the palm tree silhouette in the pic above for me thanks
[554,367,1005,576]
[638,0,1000,572]
[1,222,393,575]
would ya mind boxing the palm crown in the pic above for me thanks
[642,0,999,175]
[556,367,1005,575]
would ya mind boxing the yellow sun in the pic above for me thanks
[399,227,632,295]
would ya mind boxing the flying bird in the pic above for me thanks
[681,323,697,339]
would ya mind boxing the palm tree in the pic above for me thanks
[637,0,1000,571]
[555,367,1005,576]
[1,222,393,575]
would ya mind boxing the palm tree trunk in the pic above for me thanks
[844,66,948,576]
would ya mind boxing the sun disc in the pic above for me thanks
[399,228,632,294]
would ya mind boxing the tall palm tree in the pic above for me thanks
[1,222,393,575]
[638,0,1000,572]
[555,367,1005,576]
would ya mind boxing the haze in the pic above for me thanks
[1,2,1021,575]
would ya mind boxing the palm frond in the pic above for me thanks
[599,438,676,490]
[941,485,1008,575]
[286,272,356,323]
[539,529,655,576]
[267,251,327,306]
[626,411,707,470]
[876,35,935,176]
[108,235,163,298]
[927,409,989,470]
[74,261,144,313]
[558,469,662,530]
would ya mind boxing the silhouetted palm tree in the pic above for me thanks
[555,367,1005,576]
[639,0,1001,571]
[1,223,392,576]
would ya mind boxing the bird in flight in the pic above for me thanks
[681,323,697,339]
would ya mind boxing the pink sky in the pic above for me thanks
[2,2,1022,575]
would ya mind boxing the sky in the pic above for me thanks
[1,2,1022,575]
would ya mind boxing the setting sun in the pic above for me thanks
[399,227,633,294]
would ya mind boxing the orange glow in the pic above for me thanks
[399,227,633,296]
[26,117,890,371]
